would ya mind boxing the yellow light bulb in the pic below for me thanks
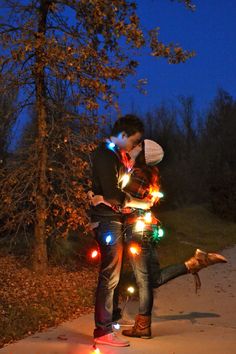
[144,212,152,223]
[135,220,145,232]
[127,286,135,294]
[130,246,138,255]
[121,173,130,188]
[151,190,159,199]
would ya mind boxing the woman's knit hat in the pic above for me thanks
[144,139,164,165]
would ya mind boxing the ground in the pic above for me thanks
[0,245,235,354]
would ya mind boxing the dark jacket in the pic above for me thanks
[91,142,127,221]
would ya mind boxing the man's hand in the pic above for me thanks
[87,191,112,207]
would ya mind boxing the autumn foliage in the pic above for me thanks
[0,0,195,271]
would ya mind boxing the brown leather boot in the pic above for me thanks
[185,249,227,292]
[122,314,151,339]
[185,248,227,272]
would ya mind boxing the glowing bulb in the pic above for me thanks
[144,212,152,223]
[130,247,137,255]
[108,142,115,149]
[127,286,135,294]
[158,228,164,237]
[135,220,145,232]
[157,191,164,198]
[121,173,130,188]
[113,323,120,330]
[92,348,100,354]
[129,243,140,255]
[151,190,159,199]
[106,235,112,244]
[91,250,98,258]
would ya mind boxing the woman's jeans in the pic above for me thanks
[93,220,124,338]
[126,225,188,316]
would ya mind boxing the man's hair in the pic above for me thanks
[111,114,144,137]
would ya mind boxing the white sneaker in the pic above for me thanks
[94,332,130,347]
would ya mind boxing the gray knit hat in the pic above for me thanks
[144,139,164,165]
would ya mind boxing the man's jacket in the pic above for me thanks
[91,142,126,221]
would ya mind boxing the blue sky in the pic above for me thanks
[117,0,236,114]
[8,0,236,145]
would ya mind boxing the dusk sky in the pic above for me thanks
[8,0,236,142]
[117,0,236,115]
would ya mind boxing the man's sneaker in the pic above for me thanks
[94,332,130,347]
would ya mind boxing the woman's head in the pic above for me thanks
[130,139,164,167]
[143,139,164,165]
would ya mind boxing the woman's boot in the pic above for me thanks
[185,249,227,292]
[185,248,227,272]
[122,314,151,339]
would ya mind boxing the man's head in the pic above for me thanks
[110,114,144,152]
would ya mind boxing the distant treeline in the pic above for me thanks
[142,89,236,222]
[0,88,235,262]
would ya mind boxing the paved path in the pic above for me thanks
[1,246,236,354]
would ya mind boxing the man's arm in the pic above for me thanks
[93,149,126,207]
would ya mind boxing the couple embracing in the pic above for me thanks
[89,114,227,347]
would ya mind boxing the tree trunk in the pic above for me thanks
[32,0,50,272]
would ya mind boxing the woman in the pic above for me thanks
[90,139,227,339]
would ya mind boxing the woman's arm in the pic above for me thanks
[88,191,153,210]
[123,194,153,210]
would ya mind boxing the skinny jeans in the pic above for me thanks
[125,225,188,316]
[93,220,124,338]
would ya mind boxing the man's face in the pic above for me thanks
[118,131,142,152]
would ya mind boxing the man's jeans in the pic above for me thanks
[93,220,124,338]
[126,225,188,316]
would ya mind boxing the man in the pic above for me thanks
[91,114,150,347]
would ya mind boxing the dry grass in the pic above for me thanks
[156,204,236,266]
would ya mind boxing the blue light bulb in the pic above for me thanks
[106,235,112,244]
[108,142,115,149]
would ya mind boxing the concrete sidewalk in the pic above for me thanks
[1,246,236,354]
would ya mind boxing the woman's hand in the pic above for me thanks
[124,195,153,210]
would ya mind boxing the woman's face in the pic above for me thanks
[128,142,143,160]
